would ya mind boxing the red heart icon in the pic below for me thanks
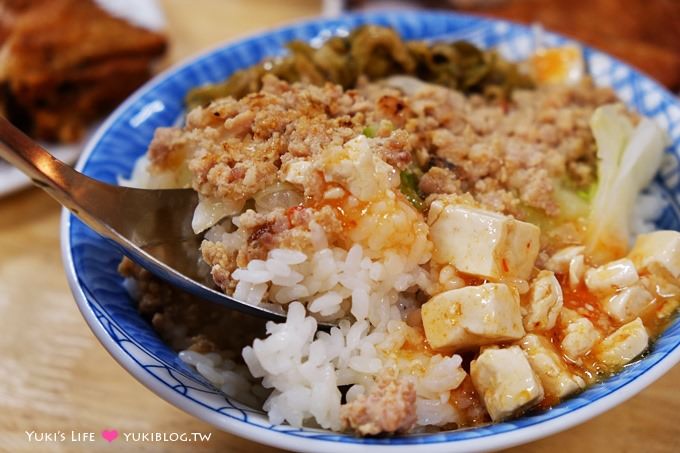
[101,429,118,443]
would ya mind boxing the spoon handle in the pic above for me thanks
[0,115,153,242]
[0,116,132,241]
[0,115,201,244]
[0,116,90,208]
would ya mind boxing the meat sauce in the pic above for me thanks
[306,176,365,230]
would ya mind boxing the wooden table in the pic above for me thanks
[1,2,679,452]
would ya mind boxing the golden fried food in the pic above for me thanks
[0,0,167,142]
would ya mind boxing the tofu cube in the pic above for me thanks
[595,318,649,368]
[628,230,680,280]
[559,309,602,361]
[470,346,544,421]
[523,270,563,332]
[585,258,639,293]
[421,283,525,351]
[604,285,654,323]
[545,245,585,274]
[519,334,585,399]
[428,202,540,280]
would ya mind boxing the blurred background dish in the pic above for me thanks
[0,0,166,196]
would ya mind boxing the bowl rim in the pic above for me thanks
[60,9,680,453]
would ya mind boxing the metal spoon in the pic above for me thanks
[0,116,289,323]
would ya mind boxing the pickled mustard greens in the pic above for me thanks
[186,25,533,109]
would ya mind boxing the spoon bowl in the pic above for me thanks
[0,115,287,322]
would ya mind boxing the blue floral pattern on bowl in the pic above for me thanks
[62,10,680,452]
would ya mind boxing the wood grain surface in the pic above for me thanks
[1,2,679,452]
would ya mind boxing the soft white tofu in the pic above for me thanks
[559,309,602,361]
[280,159,311,185]
[320,135,398,201]
[648,274,680,299]
[628,230,680,280]
[523,271,563,331]
[519,334,585,399]
[545,246,585,274]
[604,285,654,323]
[470,346,544,421]
[594,318,649,368]
[585,258,639,293]
[421,283,525,351]
[569,254,586,288]
[428,202,540,280]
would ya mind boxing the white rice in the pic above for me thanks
[178,350,262,408]
[218,211,431,325]
[180,285,470,431]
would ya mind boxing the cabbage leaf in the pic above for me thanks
[192,196,244,234]
[586,105,667,262]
